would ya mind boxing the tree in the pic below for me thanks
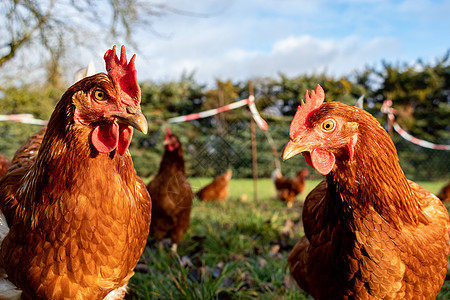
[372,52,450,140]
[0,0,204,84]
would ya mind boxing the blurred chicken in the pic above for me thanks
[147,127,193,252]
[0,45,151,299]
[0,155,10,179]
[437,181,450,202]
[283,85,450,299]
[272,168,308,207]
[196,169,232,202]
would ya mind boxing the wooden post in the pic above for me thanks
[249,81,258,202]
[387,93,394,138]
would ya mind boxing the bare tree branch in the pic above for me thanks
[0,0,222,86]
[0,1,54,67]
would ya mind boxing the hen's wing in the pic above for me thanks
[0,128,46,299]
[0,127,46,224]
[287,236,310,292]
[7,127,46,174]
[300,180,327,239]
[398,180,450,296]
[289,179,450,299]
[287,180,328,294]
[346,181,450,298]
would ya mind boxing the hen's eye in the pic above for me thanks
[321,119,336,132]
[93,90,106,101]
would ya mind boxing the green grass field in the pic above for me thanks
[126,178,450,299]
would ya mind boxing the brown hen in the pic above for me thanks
[437,181,450,202]
[283,85,450,299]
[196,169,232,202]
[147,127,193,252]
[272,168,308,207]
[0,46,151,300]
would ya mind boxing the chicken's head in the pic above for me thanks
[72,45,148,156]
[163,126,181,152]
[282,85,359,175]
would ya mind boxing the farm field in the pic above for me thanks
[127,178,450,299]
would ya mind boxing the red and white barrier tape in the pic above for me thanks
[1,97,268,130]
[382,100,450,150]
[391,122,450,150]
[167,95,268,131]
[0,114,47,125]
[247,96,269,131]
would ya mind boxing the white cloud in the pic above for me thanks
[6,0,445,87]
[127,0,447,88]
[137,31,399,87]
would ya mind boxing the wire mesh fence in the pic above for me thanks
[1,110,448,183]
[145,110,449,182]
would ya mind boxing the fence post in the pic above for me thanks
[387,93,394,138]
[249,81,258,202]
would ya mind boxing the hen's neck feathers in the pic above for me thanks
[158,146,185,174]
[328,109,424,227]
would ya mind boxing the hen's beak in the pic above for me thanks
[115,106,148,134]
[282,141,314,161]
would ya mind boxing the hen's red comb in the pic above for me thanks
[104,45,141,105]
[165,126,172,135]
[289,84,325,139]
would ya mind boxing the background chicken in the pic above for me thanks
[147,127,193,252]
[196,169,232,202]
[0,45,151,299]
[0,155,10,179]
[282,85,450,299]
[272,168,308,207]
[437,181,450,202]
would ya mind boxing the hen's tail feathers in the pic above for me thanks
[103,283,128,300]
[0,212,22,300]
[224,169,232,181]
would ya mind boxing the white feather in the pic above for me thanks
[0,212,22,300]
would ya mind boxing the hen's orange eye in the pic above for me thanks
[321,119,336,132]
[93,90,106,101]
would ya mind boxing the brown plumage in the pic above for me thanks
[0,155,10,179]
[437,181,450,202]
[147,127,193,252]
[272,168,308,207]
[283,85,450,299]
[0,46,151,299]
[196,169,232,202]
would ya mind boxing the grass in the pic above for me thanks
[126,178,450,299]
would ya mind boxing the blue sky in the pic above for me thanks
[95,0,449,86]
